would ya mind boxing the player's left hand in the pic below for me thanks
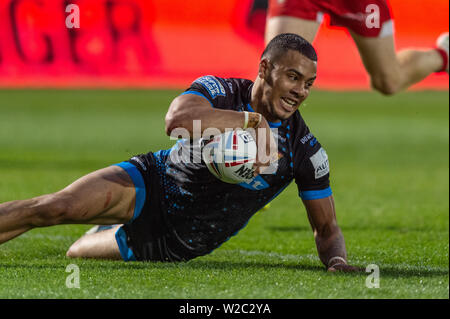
[327,263,364,272]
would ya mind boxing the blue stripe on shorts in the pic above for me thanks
[114,161,146,221]
[113,161,147,261]
[115,227,136,261]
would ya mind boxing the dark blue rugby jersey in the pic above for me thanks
[153,75,331,256]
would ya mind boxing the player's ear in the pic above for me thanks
[258,58,270,79]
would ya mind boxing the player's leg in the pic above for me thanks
[66,225,123,260]
[265,16,321,44]
[265,0,322,44]
[67,160,148,261]
[0,165,137,255]
[350,32,447,95]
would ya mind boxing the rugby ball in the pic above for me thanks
[202,129,257,184]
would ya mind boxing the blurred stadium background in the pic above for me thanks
[0,0,448,89]
[0,0,448,299]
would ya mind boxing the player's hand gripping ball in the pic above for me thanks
[202,129,257,184]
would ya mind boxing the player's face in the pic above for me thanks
[261,50,317,121]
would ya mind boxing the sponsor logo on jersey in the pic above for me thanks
[194,76,226,99]
[239,175,269,191]
[309,147,329,179]
[131,156,147,171]
[300,132,314,144]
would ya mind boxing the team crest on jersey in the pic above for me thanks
[309,147,329,179]
[194,76,226,99]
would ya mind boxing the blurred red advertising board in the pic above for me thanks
[0,0,447,89]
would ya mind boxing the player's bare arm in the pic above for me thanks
[302,196,361,272]
[165,92,277,173]
[165,94,263,135]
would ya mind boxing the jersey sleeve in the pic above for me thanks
[289,112,332,200]
[180,75,232,110]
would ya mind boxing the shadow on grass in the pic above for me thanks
[184,260,325,272]
[341,225,449,232]
[267,226,310,232]
[183,260,449,278]
[267,225,448,233]
[371,266,449,279]
[1,258,447,279]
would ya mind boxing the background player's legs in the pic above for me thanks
[66,225,123,260]
[265,16,321,44]
[0,166,136,251]
[350,32,446,95]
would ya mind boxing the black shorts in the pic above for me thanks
[114,152,200,262]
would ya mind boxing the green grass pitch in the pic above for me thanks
[0,89,448,299]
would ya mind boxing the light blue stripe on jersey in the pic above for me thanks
[299,187,332,200]
[115,227,136,261]
[180,90,213,107]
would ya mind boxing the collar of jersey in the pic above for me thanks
[246,103,282,128]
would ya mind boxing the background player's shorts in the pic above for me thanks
[268,0,394,38]
[113,152,199,262]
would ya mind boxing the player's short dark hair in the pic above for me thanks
[261,33,317,63]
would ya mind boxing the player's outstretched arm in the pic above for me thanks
[165,93,277,173]
[165,94,256,136]
[302,196,361,272]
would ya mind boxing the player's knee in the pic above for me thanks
[66,241,82,258]
[30,192,77,227]
[370,73,401,95]
[66,244,77,258]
